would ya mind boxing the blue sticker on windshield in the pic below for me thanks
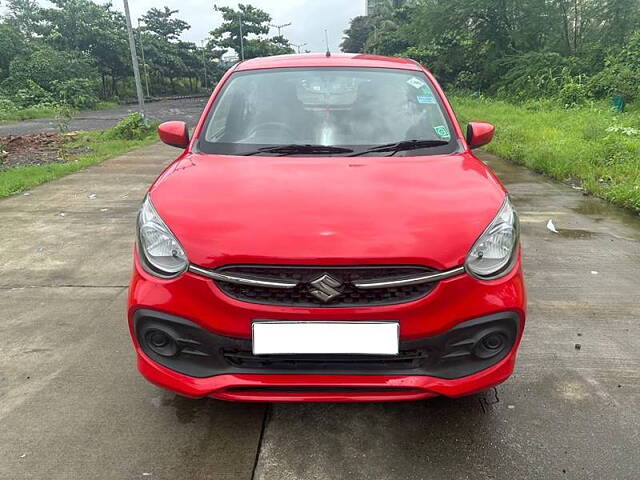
[417,95,436,104]
[434,125,450,140]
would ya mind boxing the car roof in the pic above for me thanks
[234,53,424,72]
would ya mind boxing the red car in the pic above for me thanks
[128,53,526,402]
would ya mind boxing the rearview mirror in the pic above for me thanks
[158,121,189,149]
[466,122,495,149]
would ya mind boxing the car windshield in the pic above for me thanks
[199,67,457,156]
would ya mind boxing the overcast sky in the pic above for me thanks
[2,1,366,53]
[104,0,365,53]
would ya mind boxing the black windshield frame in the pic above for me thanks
[197,67,459,157]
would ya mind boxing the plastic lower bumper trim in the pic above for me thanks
[133,309,520,380]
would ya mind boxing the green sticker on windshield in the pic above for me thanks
[434,125,450,140]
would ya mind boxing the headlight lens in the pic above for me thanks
[137,196,188,277]
[465,196,519,279]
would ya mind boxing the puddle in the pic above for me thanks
[572,197,613,217]
[161,394,212,424]
[571,196,640,241]
[556,228,596,240]
[479,152,548,185]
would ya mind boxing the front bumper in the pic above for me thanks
[137,351,519,402]
[128,252,526,402]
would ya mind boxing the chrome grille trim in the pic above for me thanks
[352,266,465,289]
[188,265,298,289]
[188,264,464,291]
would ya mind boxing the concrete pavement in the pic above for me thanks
[0,144,266,479]
[253,154,640,480]
[1,144,639,479]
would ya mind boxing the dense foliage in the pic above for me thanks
[0,1,293,111]
[341,0,640,104]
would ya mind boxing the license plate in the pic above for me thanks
[252,321,399,355]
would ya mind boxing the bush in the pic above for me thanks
[494,52,587,102]
[588,33,640,102]
[0,97,18,112]
[588,64,640,102]
[11,79,53,108]
[51,78,99,109]
[559,82,590,108]
[106,113,156,140]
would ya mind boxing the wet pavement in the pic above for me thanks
[1,143,639,479]
[0,98,209,137]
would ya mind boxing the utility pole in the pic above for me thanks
[373,25,378,55]
[123,0,145,120]
[137,19,150,98]
[238,14,245,61]
[269,22,292,37]
[201,40,208,90]
[292,42,307,54]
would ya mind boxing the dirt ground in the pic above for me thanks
[0,132,90,171]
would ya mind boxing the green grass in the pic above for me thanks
[0,101,120,123]
[452,96,640,212]
[0,130,158,198]
[0,104,62,122]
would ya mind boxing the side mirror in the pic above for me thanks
[158,121,189,149]
[466,122,495,149]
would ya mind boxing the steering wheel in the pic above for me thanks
[244,122,298,142]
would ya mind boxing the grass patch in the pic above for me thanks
[0,101,120,123]
[0,104,62,123]
[0,129,158,198]
[452,96,640,212]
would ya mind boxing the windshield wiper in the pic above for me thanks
[349,139,450,157]
[241,144,354,156]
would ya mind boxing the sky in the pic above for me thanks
[105,0,365,53]
[2,1,367,54]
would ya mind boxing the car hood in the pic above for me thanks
[149,152,506,269]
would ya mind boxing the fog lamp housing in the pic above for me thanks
[141,326,180,357]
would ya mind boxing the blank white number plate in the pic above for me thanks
[252,321,399,355]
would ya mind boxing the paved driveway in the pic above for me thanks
[1,144,638,479]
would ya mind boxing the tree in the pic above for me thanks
[339,0,640,94]
[599,0,640,46]
[39,0,130,97]
[140,7,190,41]
[209,4,292,59]
[138,7,205,95]
[266,35,295,56]
[0,22,25,80]
[2,44,96,92]
[5,0,41,37]
[341,16,372,53]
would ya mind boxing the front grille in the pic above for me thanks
[214,265,438,307]
[222,350,431,371]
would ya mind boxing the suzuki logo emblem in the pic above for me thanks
[309,274,343,302]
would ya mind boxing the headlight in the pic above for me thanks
[465,196,519,279]
[137,195,188,277]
